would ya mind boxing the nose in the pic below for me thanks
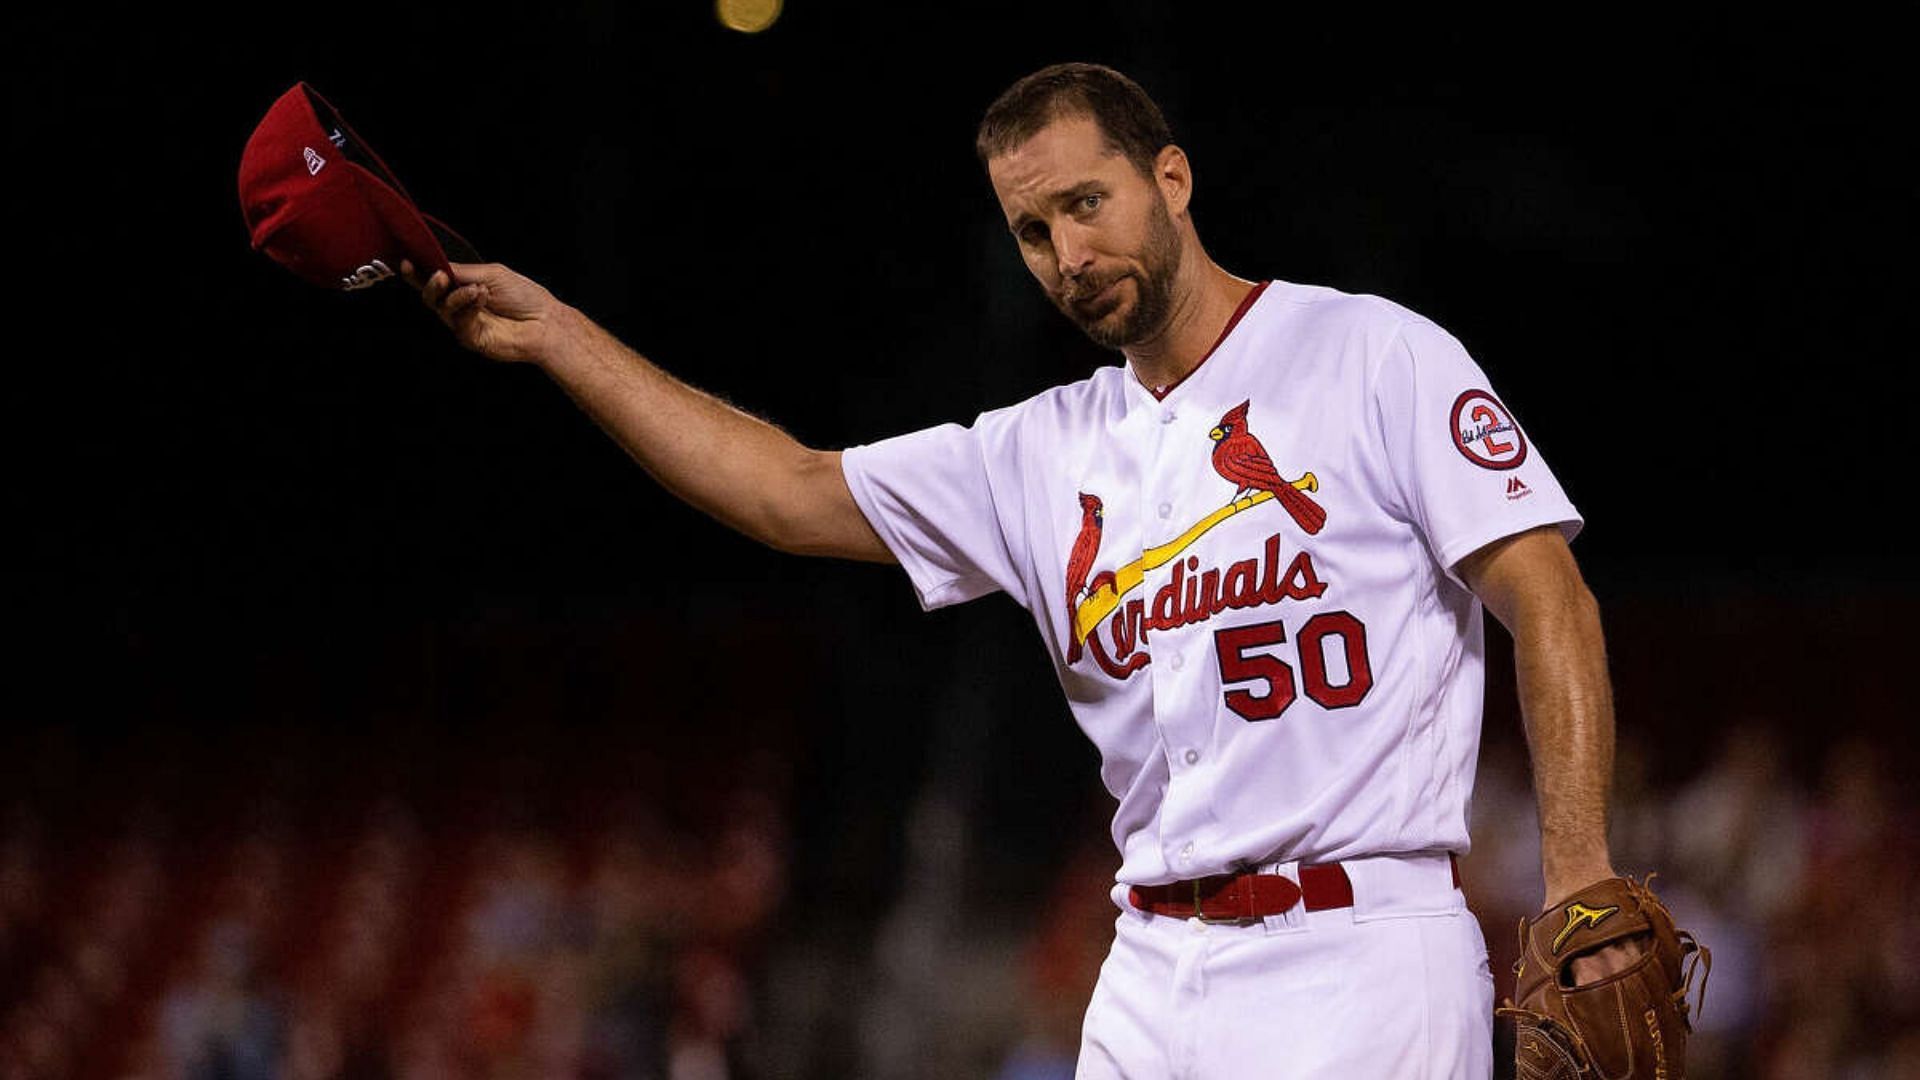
[1053,220,1094,281]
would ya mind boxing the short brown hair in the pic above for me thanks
[975,63,1174,175]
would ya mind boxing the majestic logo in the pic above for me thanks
[1550,902,1620,954]
[303,146,327,176]
[341,259,394,291]
[1066,400,1327,678]
[1505,476,1532,501]
[1451,388,1528,470]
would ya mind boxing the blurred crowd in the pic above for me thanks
[980,726,1920,1080]
[1466,727,1920,1079]
[0,784,784,1080]
[3,721,1915,1079]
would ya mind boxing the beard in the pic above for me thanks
[1053,193,1183,350]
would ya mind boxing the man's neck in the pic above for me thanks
[1123,262,1258,393]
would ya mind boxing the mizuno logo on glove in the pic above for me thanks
[1551,902,1620,954]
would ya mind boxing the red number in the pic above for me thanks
[1472,404,1515,457]
[1297,611,1374,709]
[1213,621,1296,722]
[1214,612,1374,721]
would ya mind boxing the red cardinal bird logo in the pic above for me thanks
[1064,492,1103,663]
[1210,400,1327,535]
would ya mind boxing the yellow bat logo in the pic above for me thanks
[1551,902,1620,954]
[1071,476,1316,643]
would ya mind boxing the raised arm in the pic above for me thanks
[404,260,892,563]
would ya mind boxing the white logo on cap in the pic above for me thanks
[328,127,346,149]
[341,260,394,291]
[303,146,327,176]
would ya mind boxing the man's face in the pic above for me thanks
[988,115,1182,349]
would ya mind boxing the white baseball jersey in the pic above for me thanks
[840,279,1580,898]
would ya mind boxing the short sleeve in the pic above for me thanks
[1373,317,1583,588]
[840,416,1027,612]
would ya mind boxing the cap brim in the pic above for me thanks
[306,84,481,274]
[424,213,481,265]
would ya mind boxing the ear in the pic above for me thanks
[1154,144,1192,217]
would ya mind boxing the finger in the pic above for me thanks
[1576,940,1640,981]
[399,259,421,289]
[421,270,452,308]
[440,283,487,320]
[1570,949,1619,984]
[439,262,498,292]
[447,294,489,344]
[435,285,480,326]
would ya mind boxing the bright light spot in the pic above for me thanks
[717,0,782,33]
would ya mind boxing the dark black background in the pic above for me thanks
[10,8,1911,910]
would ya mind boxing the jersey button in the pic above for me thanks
[1160,410,1176,425]
[1157,502,1172,519]
[1179,842,1195,861]
[1168,653,1184,671]
[1184,748,1200,766]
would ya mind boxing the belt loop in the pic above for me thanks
[1261,860,1307,934]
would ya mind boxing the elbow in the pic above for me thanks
[1566,575,1600,624]
[1524,576,1606,658]
[754,476,818,558]
[1504,566,1603,646]
[1569,569,1603,633]
[758,448,854,559]
[763,512,834,558]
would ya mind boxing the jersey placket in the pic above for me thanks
[1135,385,1223,879]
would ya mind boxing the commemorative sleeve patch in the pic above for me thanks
[1449,389,1529,470]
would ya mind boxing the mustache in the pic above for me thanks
[1061,272,1126,304]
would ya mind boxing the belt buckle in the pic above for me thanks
[1192,875,1260,926]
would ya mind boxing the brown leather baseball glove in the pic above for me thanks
[1496,874,1711,1079]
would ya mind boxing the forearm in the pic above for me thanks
[534,305,855,556]
[404,260,889,560]
[1511,581,1618,903]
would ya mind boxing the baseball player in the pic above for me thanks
[405,64,1687,1078]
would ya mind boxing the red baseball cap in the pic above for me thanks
[239,83,478,291]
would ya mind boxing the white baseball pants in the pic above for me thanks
[1077,851,1493,1079]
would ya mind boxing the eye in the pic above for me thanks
[1018,221,1050,246]
[1079,192,1103,213]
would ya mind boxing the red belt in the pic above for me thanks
[1128,855,1460,924]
